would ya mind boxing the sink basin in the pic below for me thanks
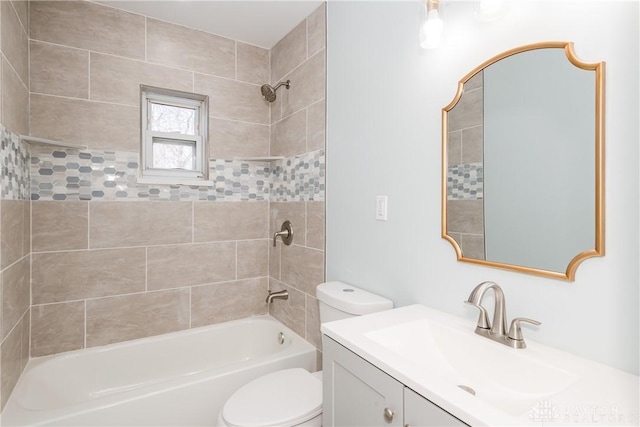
[322,304,639,426]
[365,318,581,416]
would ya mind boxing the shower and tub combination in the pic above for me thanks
[2,316,315,426]
[3,282,393,427]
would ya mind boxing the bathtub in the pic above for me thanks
[2,315,317,426]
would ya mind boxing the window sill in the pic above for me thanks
[137,177,215,187]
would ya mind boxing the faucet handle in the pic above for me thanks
[464,301,490,330]
[507,317,541,341]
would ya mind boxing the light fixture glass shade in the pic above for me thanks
[420,8,444,49]
[476,0,506,21]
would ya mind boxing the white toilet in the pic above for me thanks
[217,281,393,427]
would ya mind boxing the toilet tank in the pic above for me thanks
[316,281,393,323]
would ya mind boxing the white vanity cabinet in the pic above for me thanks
[323,336,468,427]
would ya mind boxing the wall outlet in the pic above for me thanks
[376,195,388,221]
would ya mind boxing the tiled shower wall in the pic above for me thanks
[26,0,278,362]
[27,0,325,361]
[0,0,326,409]
[267,5,326,355]
[0,0,31,410]
[447,70,485,260]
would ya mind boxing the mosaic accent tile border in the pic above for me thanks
[448,162,483,200]
[30,147,325,202]
[270,149,325,202]
[1,125,30,200]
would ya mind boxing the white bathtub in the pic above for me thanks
[2,315,317,426]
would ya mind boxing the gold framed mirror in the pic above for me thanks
[442,42,605,281]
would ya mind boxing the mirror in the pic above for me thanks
[442,42,604,281]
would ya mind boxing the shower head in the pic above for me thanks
[261,80,290,102]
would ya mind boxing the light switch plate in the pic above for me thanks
[376,195,388,221]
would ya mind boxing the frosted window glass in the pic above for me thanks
[150,103,196,135]
[152,138,196,170]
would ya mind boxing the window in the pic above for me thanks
[140,85,209,184]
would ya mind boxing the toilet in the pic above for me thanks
[217,281,393,427]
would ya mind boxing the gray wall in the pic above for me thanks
[326,1,639,374]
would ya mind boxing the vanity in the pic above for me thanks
[323,333,467,426]
[321,305,639,426]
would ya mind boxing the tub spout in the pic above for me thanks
[266,289,289,303]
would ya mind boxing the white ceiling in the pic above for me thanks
[97,1,324,49]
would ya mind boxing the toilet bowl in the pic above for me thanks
[217,281,393,427]
[218,369,322,427]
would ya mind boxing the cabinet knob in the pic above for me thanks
[383,407,395,422]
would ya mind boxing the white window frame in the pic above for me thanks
[139,85,210,185]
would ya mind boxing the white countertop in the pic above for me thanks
[321,304,640,426]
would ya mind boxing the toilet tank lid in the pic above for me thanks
[316,281,393,315]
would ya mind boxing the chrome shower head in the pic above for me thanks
[260,80,290,102]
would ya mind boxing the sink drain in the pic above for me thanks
[458,385,476,396]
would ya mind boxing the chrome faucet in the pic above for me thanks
[465,281,540,349]
[266,289,289,304]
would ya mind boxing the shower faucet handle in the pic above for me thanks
[273,220,294,247]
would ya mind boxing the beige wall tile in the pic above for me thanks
[209,118,269,159]
[32,248,146,304]
[30,94,139,151]
[271,109,306,157]
[281,245,324,296]
[307,100,325,152]
[305,295,321,349]
[1,200,25,269]
[195,73,269,125]
[447,130,462,165]
[280,50,325,118]
[30,1,145,59]
[270,202,306,245]
[2,256,29,340]
[191,277,268,328]
[30,41,88,99]
[447,87,483,132]
[237,239,268,279]
[269,243,281,280]
[1,317,24,410]
[2,0,29,87]
[89,201,192,248]
[270,93,282,124]
[237,43,269,85]
[194,201,268,242]
[2,57,29,136]
[447,200,484,235]
[31,301,84,357]
[268,279,305,337]
[11,1,29,33]
[0,60,3,121]
[90,53,193,106]
[306,202,325,250]
[22,200,30,257]
[86,289,190,347]
[448,232,462,248]
[147,242,236,291]
[307,4,326,57]
[146,18,235,78]
[466,70,483,91]
[271,21,306,83]
[461,125,484,164]
[20,308,29,371]
[459,233,485,260]
[32,201,88,252]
